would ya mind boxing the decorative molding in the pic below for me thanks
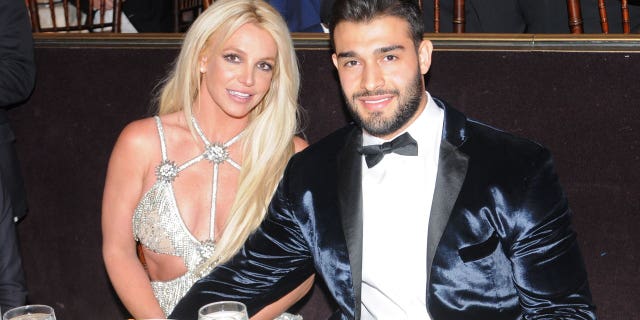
[34,33,640,52]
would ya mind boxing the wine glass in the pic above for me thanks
[2,305,56,320]
[198,301,249,320]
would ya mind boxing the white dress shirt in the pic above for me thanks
[360,92,444,319]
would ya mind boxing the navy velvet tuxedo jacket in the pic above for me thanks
[171,99,596,319]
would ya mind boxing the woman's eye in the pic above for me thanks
[223,54,241,63]
[257,62,273,71]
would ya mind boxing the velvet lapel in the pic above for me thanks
[426,100,469,294]
[337,127,363,319]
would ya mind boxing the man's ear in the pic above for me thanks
[418,39,433,75]
[332,53,338,69]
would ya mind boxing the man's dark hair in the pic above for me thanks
[328,0,424,51]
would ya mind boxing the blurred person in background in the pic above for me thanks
[0,0,35,310]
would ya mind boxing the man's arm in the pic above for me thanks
[0,0,36,108]
[0,176,27,310]
[505,148,596,318]
[170,176,315,320]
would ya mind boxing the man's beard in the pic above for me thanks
[345,71,424,137]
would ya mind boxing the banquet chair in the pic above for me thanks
[432,0,630,34]
[433,0,466,33]
[173,0,200,32]
[567,0,633,33]
[174,0,213,32]
[25,0,123,33]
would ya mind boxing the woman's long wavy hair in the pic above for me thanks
[155,0,301,269]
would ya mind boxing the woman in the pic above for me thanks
[101,0,313,318]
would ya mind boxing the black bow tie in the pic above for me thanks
[357,132,418,168]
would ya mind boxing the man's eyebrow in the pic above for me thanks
[336,51,356,59]
[376,44,404,54]
[336,45,406,59]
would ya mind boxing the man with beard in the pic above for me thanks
[171,0,597,319]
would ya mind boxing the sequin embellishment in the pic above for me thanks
[155,160,179,182]
[204,143,229,164]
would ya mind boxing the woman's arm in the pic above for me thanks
[102,120,166,318]
[252,275,315,320]
[293,136,309,153]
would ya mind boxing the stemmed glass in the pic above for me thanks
[2,305,56,320]
[198,301,249,320]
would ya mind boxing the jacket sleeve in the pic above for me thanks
[0,0,36,108]
[506,148,597,319]
[0,175,27,310]
[169,171,315,320]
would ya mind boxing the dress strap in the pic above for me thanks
[153,116,169,161]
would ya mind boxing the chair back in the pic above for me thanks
[173,0,208,32]
[433,0,466,33]
[567,0,632,34]
[25,0,123,33]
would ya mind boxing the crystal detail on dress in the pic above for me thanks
[190,115,244,242]
[275,313,304,320]
[155,160,179,182]
[196,239,216,264]
[204,143,229,164]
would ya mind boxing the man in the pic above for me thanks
[0,0,34,310]
[171,0,596,319]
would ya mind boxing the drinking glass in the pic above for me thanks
[198,301,249,320]
[2,305,56,320]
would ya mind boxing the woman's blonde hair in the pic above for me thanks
[156,0,301,268]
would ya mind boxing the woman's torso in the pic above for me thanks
[132,114,243,315]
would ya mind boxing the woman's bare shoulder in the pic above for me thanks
[118,112,185,148]
[116,117,161,150]
[293,136,309,153]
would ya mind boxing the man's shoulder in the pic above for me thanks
[461,118,555,182]
[293,124,358,160]
[279,124,359,183]
[435,96,545,157]
[465,118,547,157]
[433,97,547,169]
[278,124,357,191]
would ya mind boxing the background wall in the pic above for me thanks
[10,35,640,319]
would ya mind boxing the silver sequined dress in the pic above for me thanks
[132,116,223,316]
[133,117,302,319]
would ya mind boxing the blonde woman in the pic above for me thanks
[101,0,313,318]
